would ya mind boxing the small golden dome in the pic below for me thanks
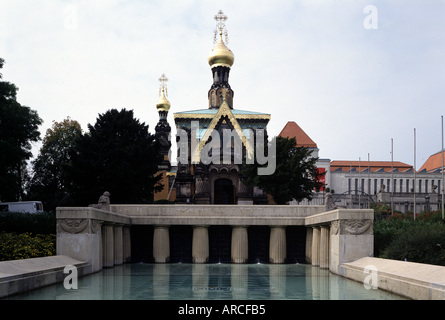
[156,89,170,112]
[156,73,170,112]
[208,36,234,68]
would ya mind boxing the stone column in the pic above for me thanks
[305,227,313,264]
[311,227,320,267]
[231,226,248,264]
[96,220,104,271]
[269,226,286,264]
[192,226,209,263]
[319,225,329,269]
[123,226,131,263]
[114,224,124,265]
[153,226,170,263]
[102,223,115,268]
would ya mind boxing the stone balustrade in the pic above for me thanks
[56,205,373,275]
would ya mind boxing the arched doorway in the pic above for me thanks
[214,178,235,204]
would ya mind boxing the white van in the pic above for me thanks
[0,201,44,213]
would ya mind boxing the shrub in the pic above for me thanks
[381,223,445,266]
[372,202,392,215]
[374,211,445,259]
[0,211,56,261]
[374,209,445,265]
[0,232,56,261]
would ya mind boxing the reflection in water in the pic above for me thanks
[8,263,404,300]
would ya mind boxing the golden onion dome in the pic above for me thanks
[156,74,170,112]
[208,35,234,69]
[156,88,170,112]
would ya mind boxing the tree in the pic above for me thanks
[27,118,82,211]
[242,136,325,205]
[67,109,163,205]
[0,58,42,201]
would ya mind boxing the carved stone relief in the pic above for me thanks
[58,219,103,234]
[343,219,373,235]
[58,219,88,234]
[330,219,372,235]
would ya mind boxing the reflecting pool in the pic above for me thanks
[8,263,404,300]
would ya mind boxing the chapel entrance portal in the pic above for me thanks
[214,178,235,204]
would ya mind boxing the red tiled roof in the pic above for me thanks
[331,160,413,172]
[419,150,445,172]
[279,121,317,148]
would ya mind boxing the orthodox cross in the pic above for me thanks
[214,10,229,44]
[159,73,168,97]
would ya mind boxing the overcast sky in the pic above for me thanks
[1,0,444,169]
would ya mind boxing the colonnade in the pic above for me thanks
[57,206,374,275]
[152,225,287,264]
[305,225,330,269]
[102,223,132,268]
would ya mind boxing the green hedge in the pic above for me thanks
[0,211,56,261]
[382,224,445,265]
[374,211,445,266]
[0,232,56,261]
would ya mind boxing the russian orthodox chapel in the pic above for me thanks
[155,10,271,204]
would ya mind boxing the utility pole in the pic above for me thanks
[391,138,394,215]
[440,116,445,220]
[413,128,417,220]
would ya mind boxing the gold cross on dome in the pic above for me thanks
[214,10,229,44]
[159,73,168,96]
[215,10,227,33]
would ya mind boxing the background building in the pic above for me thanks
[284,120,444,212]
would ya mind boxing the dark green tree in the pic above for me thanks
[0,58,42,201]
[242,136,325,205]
[27,118,82,211]
[67,108,163,205]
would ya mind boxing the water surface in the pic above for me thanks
[9,263,404,300]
